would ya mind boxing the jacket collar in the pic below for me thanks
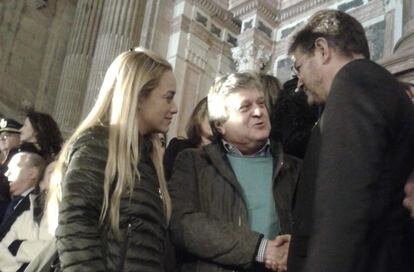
[269,140,285,182]
[221,139,271,157]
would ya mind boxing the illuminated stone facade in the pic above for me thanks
[0,0,411,138]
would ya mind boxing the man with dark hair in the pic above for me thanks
[287,9,414,272]
[169,72,301,271]
[270,77,321,159]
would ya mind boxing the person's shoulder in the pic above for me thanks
[342,58,378,70]
[72,126,108,149]
[15,142,41,155]
[67,126,109,164]
[167,137,193,150]
[176,141,218,160]
[333,58,400,99]
[338,59,392,83]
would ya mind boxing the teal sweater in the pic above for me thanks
[227,153,280,239]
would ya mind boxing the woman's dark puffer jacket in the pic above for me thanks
[56,126,169,272]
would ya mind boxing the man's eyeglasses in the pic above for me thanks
[290,42,316,76]
[291,54,307,77]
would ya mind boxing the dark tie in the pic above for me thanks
[0,196,24,228]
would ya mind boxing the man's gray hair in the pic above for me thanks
[19,152,46,182]
[207,72,263,127]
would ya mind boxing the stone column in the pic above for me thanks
[402,0,414,34]
[229,0,278,73]
[81,0,146,117]
[139,0,161,49]
[166,0,239,138]
[394,0,414,53]
[52,0,103,136]
[0,0,25,117]
[382,0,414,82]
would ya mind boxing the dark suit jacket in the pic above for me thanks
[288,59,414,272]
[0,193,32,240]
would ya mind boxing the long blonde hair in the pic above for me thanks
[47,47,172,236]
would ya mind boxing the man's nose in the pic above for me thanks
[253,105,264,117]
[295,78,304,93]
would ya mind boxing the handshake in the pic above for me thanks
[263,234,290,272]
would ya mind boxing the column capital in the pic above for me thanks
[231,40,271,72]
[228,0,275,72]
[30,0,47,9]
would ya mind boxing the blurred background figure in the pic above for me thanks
[0,152,46,240]
[0,118,22,221]
[164,97,212,180]
[259,74,282,111]
[401,81,414,104]
[270,77,321,159]
[19,111,63,162]
[0,161,54,272]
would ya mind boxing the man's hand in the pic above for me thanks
[264,234,291,271]
[403,181,414,218]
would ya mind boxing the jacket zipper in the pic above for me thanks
[119,223,132,271]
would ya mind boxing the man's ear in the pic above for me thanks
[214,121,225,136]
[27,167,39,183]
[314,37,331,64]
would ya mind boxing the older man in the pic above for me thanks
[0,152,46,240]
[287,9,414,272]
[169,72,300,272]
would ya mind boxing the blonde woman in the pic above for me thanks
[53,47,177,271]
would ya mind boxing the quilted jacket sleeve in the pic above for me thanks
[56,137,108,272]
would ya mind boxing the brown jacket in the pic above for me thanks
[169,141,301,272]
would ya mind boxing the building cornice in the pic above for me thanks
[229,0,279,27]
[380,49,414,75]
[278,0,331,22]
[190,21,233,56]
[194,0,241,33]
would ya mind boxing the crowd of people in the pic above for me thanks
[0,9,413,272]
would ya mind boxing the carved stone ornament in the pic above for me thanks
[231,42,272,72]
[31,0,47,9]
